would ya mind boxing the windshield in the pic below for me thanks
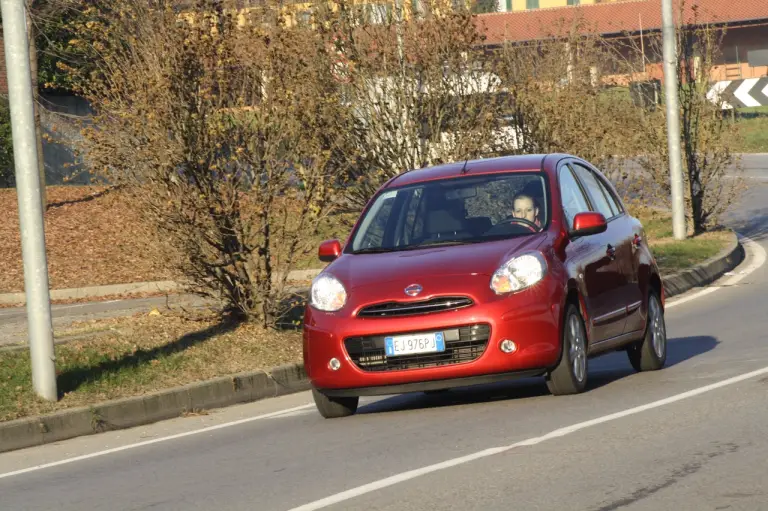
[349,172,549,254]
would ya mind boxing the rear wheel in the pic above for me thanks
[312,388,359,419]
[546,303,589,396]
[627,290,667,371]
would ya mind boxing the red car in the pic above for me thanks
[303,154,668,418]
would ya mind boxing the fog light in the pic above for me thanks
[500,340,517,354]
[329,358,342,371]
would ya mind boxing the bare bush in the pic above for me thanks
[494,23,646,198]
[633,11,744,234]
[70,0,354,326]
[316,0,505,210]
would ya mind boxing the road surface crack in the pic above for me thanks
[592,442,740,511]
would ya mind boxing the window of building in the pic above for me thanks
[526,0,539,9]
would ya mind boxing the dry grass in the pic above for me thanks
[632,206,733,275]
[0,311,303,422]
[0,186,177,293]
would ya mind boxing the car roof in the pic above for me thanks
[384,154,568,188]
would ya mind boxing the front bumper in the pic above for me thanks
[319,369,547,397]
[303,277,564,394]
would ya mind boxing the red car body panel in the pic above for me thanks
[303,153,663,395]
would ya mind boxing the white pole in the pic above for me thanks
[1,0,58,401]
[660,0,687,240]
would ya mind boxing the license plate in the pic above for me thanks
[385,332,445,357]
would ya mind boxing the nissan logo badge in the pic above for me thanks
[404,284,423,297]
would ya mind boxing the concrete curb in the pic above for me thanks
[661,230,744,298]
[0,363,310,454]
[0,234,745,453]
[0,269,325,306]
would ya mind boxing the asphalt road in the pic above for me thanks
[1,159,767,511]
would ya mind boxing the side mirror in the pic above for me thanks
[571,212,607,237]
[318,239,342,263]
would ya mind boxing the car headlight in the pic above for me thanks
[310,274,347,312]
[490,252,547,295]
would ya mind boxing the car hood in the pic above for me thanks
[327,234,548,290]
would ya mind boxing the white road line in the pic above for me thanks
[0,235,763,485]
[666,235,766,309]
[0,404,314,480]
[287,364,768,511]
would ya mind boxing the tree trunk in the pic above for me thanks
[26,5,47,210]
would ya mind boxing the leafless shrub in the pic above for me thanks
[70,0,355,326]
[316,0,505,211]
[631,6,744,234]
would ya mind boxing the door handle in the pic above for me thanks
[606,244,616,260]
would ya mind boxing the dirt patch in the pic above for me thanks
[0,186,177,293]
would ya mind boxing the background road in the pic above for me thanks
[0,158,767,511]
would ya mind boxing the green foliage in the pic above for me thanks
[0,98,14,187]
[30,0,93,94]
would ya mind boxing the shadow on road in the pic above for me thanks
[727,206,768,242]
[357,335,719,416]
[56,318,240,397]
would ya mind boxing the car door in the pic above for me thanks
[558,162,626,343]
[569,160,630,339]
[570,162,644,335]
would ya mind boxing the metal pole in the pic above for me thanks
[1,0,58,401]
[661,0,687,240]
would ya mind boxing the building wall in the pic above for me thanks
[496,0,621,13]
[712,25,768,80]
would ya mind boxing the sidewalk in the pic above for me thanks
[0,293,211,348]
[0,268,322,348]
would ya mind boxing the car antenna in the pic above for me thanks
[460,158,470,174]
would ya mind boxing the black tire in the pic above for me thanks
[627,290,667,372]
[546,303,589,395]
[312,388,359,419]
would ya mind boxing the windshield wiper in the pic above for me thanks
[352,247,396,254]
[354,240,478,255]
[406,239,479,249]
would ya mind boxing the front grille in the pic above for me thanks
[357,296,473,318]
[344,324,490,372]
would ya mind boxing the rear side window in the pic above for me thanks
[558,166,591,230]
[570,163,621,219]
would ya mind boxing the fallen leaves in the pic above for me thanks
[0,186,178,293]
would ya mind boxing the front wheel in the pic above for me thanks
[312,388,359,419]
[546,303,589,396]
[627,290,667,372]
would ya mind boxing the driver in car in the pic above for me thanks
[512,192,542,229]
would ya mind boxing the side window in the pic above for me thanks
[597,174,623,216]
[570,163,619,219]
[559,166,591,230]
